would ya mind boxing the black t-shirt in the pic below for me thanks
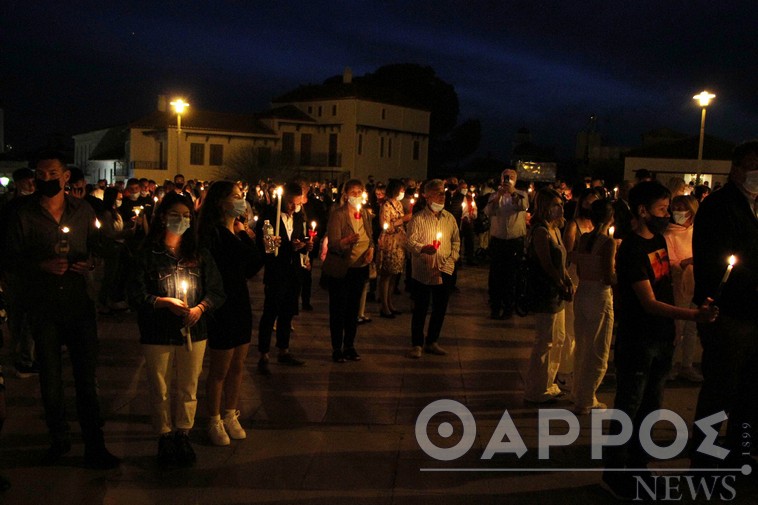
[616,232,676,341]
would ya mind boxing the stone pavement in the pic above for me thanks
[0,264,754,504]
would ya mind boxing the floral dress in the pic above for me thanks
[377,199,407,274]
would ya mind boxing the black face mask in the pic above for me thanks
[37,178,62,198]
[646,216,670,235]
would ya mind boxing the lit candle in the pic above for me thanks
[134,206,142,217]
[414,193,419,199]
[433,231,442,250]
[94,219,101,229]
[362,191,368,204]
[181,280,192,351]
[253,215,259,223]
[309,220,317,239]
[153,196,159,203]
[354,202,362,220]
[383,222,389,231]
[59,226,70,255]
[715,255,737,299]
[613,186,619,199]
[410,198,415,207]
[608,226,615,238]
[274,186,283,256]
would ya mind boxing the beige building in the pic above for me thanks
[73,71,430,183]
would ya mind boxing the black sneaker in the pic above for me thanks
[41,438,71,465]
[15,361,40,379]
[84,446,121,469]
[157,433,177,467]
[174,431,196,467]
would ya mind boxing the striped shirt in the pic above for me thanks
[406,207,460,285]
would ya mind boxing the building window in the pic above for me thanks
[318,106,322,117]
[381,108,386,120]
[328,133,338,167]
[413,140,420,161]
[301,133,312,165]
[388,138,392,158]
[380,137,385,158]
[357,134,363,155]
[307,106,313,114]
[332,104,337,116]
[190,143,205,165]
[257,147,271,167]
[209,144,223,166]
[281,132,295,164]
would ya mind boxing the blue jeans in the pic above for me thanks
[31,303,104,448]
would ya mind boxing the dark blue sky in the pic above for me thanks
[2,0,756,159]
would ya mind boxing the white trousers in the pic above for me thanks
[524,310,566,401]
[572,281,613,409]
[557,265,578,375]
[142,341,207,435]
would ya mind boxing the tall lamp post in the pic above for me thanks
[693,91,715,185]
[170,98,189,175]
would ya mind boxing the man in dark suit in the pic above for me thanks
[691,140,758,470]
[255,182,312,375]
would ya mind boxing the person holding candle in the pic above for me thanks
[95,187,136,314]
[198,181,263,446]
[129,191,225,467]
[377,179,410,318]
[322,179,374,362]
[662,195,703,383]
[405,179,460,359]
[691,140,758,472]
[602,181,718,498]
[4,152,120,468]
[254,182,311,373]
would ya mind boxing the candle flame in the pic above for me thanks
[728,255,737,266]
[181,280,188,293]
[311,220,317,230]
[61,226,70,234]
[95,219,101,229]
[154,196,159,202]
[609,226,615,237]
[356,203,361,212]
[276,186,283,197]
[253,215,259,222]
[410,198,415,205]
[436,231,442,240]
[383,222,389,230]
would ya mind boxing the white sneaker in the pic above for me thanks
[223,410,247,440]
[208,418,230,446]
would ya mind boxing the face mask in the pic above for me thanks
[227,198,247,218]
[646,215,671,235]
[294,204,302,213]
[115,199,123,208]
[19,189,34,196]
[140,190,149,197]
[672,211,690,225]
[37,178,62,198]
[128,193,139,201]
[429,202,444,213]
[166,216,191,236]
[743,170,758,194]
[397,192,405,201]
[460,189,468,195]
[348,196,362,208]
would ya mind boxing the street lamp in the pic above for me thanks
[170,98,189,174]
[693,90,715,184]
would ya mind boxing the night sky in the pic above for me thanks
[2,0,757,160]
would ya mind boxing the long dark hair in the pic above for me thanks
[102,187,121,220]
[143,191,198,260]
[583,199,614,253]
[197,180,237,247]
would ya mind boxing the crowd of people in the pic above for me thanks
[0,141,755,499]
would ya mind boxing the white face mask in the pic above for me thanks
[743,170,758,194]
[129,193,139,201]
[397,192,405,201]
[115,199,123,208]
[460,189,468,195]
[294,204,302,213]
[429,202,444,213]
[166,216,191,236]
[227,198,247,218]
[672,211,690,225]
[348,196,362,209]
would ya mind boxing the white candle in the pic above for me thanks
[715,255,737,299]
[181,280,192,351]
[134,206,141,217]
[274,186,283,256]
[608,226,615,238]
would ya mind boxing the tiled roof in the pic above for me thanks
[273,82,428,111]
[625,134,735,160]
[90,126,128,160]
[256,105,316,122]
[129,110,276,135]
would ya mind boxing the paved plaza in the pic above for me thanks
[0,264,754,504]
